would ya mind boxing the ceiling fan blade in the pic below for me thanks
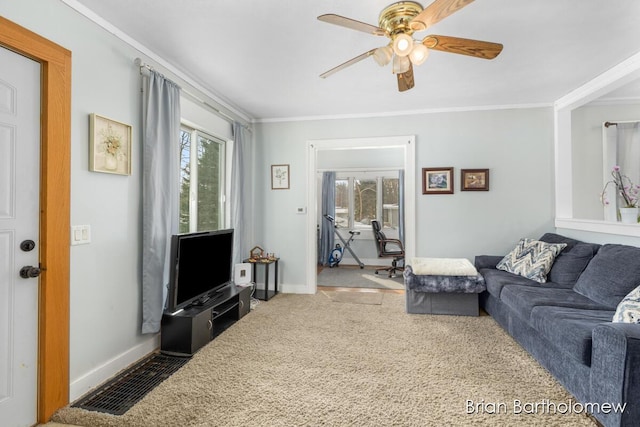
[320,49,377,79]
[410,0,475,31]
[397,63,415,92]
[422,35,503,59]
[318,14,386,36]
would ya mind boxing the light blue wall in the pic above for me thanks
[1,0,147,394]
[255,107,556,287]
[0,0,232,400]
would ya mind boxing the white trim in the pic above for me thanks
[555,218,640,237]
[588,97,640,107]
[257,103,552,123]
[59,0,253,125]
[69,335,159,402]
[555,52,640,111]
[554,51,640,235]
[305,136,416,295]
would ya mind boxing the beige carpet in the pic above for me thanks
[53,293,597,427]
[322,290,385,305]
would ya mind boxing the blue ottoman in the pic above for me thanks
[403,258,486,316]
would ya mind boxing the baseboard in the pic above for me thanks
[279,283,311,294]
[69,334,160,402]
[253,282,310,294]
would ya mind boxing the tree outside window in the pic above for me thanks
[179,127,225,233]
[335,173,400,230]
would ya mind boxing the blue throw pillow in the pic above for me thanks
[497,238,567,283]
[539,233,600,286]
[573,244,640,309]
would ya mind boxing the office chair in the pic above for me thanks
[371,220,405,278]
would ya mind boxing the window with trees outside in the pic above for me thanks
[335,173,400,231]
[179,126,226,233]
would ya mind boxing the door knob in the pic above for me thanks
[19,266,41,279]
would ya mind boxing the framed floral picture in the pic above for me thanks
[89,113,132,175]
[271,164,290,189]
[461,169,490,191]
[422,167,454,194]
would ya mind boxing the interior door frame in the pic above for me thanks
[0,16,71,423]
[305,135,416,294]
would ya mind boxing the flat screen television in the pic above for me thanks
[165,229,234,313]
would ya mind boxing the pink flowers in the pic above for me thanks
[601,166,640,208]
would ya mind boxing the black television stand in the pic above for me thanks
[160,283,251,356]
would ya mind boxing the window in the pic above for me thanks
[335,173,400,230]
[179,126,226,233]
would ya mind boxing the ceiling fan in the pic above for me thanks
[318,0,503,92]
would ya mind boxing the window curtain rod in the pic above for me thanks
[134,58,251,131]
[604,120,640,128]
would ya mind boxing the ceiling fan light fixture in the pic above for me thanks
[373,45,393,66]
[409,43,429,65]
[392,33,413,57]
[392,54,410,74]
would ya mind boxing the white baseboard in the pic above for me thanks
[69,335,160,402]
[280,283,311,294]
[253,282,310,294]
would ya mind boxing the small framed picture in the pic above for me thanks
[271,164,290,189]
[423,167,454,194]
[461,169,490,191]
[89,113,132,175]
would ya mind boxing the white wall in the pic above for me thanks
[255,107,556,289]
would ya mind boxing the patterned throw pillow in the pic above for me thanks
[497,238,567,283]
[613,286,640,323]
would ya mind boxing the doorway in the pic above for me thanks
[305,136,416,295]
[0,16,72,423]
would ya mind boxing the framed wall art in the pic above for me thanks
[461,169,490,191]
[271,164,290,189]
[89,113,132,175]
[422,167,454,194]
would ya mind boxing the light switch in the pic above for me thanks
[71,225,91,246]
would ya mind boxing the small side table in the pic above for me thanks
[244,258,279,301]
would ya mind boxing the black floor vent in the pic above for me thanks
[72,352,189,415]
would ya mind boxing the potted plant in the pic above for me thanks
[601,166,640,223]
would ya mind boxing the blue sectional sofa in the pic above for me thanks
[476,233,640,427]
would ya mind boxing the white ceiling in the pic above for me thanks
[67,0,640,121]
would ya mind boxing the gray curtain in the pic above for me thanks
[398,169,405,246]
[231,122,252,266]
[319,171,336,265]
[141,70,181,334]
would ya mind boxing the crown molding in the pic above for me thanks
[255,102,553,124]
[59,0,254,125]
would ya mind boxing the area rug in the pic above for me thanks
[317,265,404,290]
[53,293,597,427]
[321,290,384,305]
